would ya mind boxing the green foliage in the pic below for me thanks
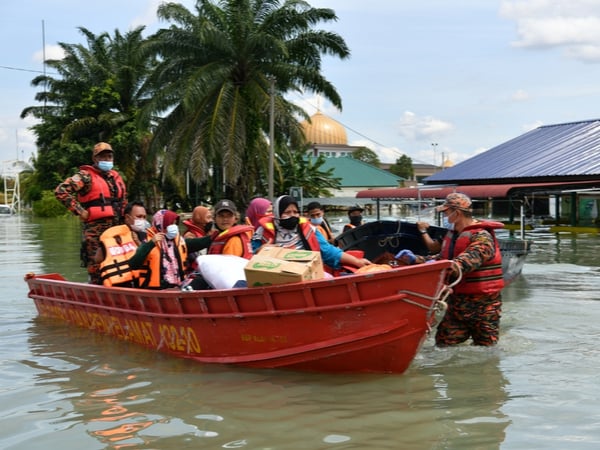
[21,1,350,210]
[144,0,350,206]
[33,190,68,217]
[21,27,158,205]
[275,150,341,198]
[389,154,414,179]
[351,147,380,166]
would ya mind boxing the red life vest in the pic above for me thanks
[77,165,126,222]
[183,219,207,237]
[441,221,505,295]
[98,225,140,287]
[208,225,254,258]
[257,217,320,250]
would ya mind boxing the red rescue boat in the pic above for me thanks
[24,261,452,374]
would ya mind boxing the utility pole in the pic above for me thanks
[431,142,438,169]
[268,77,275,201]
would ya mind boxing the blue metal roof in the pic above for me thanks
[426,119,600,184]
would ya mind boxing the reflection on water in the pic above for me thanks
[18,316,511,450]
[3,216,600,449]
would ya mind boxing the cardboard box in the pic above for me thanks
[244,255,314,287]
[257,247,324,280]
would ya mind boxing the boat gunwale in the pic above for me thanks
[26,261,452,320]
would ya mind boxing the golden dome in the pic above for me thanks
[442,158,454,168]
[301,112,348,145]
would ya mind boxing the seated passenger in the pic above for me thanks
[128,209,211,289]
[244,197,273,229]
[183,206,213,238]
[96,201,149,287]
[252,195,371,272]
[305,201,336,244]
[208,199,254,259]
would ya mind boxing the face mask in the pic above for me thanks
[165,224,179,239]
[97,161,113,172]
[278,216,299,230]
[203,221,214,233]
[443,210,456,230]
[310,217,324,226]
[132,218,148,232]
[350,215,362,226]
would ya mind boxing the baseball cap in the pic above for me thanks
[214,199,237,215]
[92,142,113,157]
[348,204,364,214]
[436,193,472,212]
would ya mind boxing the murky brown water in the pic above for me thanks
[2,215,600,449]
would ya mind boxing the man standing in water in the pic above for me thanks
[55,142,127,284]
[397,193,505,346]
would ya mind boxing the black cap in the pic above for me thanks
[214,199,237,215]
[348,205,364,214]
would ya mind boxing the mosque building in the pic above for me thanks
[300,112,362,157]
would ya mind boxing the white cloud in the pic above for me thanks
[33,44,65,63]
[130,0,164,29]
[512,89,530,101]
[500,0,600,61]
[522,120,544,132]
[395,111,454,142]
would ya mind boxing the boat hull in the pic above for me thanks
[25,261,452,374]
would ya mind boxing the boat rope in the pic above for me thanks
[447,261,463,288]
[377,235,400,249]
[398,283,451,331]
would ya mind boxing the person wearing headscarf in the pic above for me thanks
[251,195,371,272]
[183,206,214,238]
[128,209,211,289]
[244,197,273,230]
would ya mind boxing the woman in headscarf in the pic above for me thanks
[183,206,213,238]
[244,197,273,230]
[251,195,371,272]
[129,209,211,289]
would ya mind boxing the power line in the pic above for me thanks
[295,93,431,165]
[0,65,46,74]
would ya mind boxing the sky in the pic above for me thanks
[3,0,600,169]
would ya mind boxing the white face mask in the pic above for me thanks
[132,218,148,232]
[165,224,179,239]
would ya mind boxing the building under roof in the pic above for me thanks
[426,119,600,185]
[356,119,600,229]
[316,156,402,197]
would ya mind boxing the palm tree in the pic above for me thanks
[143,0,350,206]
[21,27,158,204]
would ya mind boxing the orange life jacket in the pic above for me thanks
[98,224,140,287]
[140,235,188,289]
[441,221,505,295]
[208,225,254,258]
[78,165,126,222]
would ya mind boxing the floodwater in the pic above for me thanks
[1,215,600,449]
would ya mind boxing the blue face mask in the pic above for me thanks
[97,161,113,172]
[165,224,179,239]
[443,210,456,230]
[310,217,324,226]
